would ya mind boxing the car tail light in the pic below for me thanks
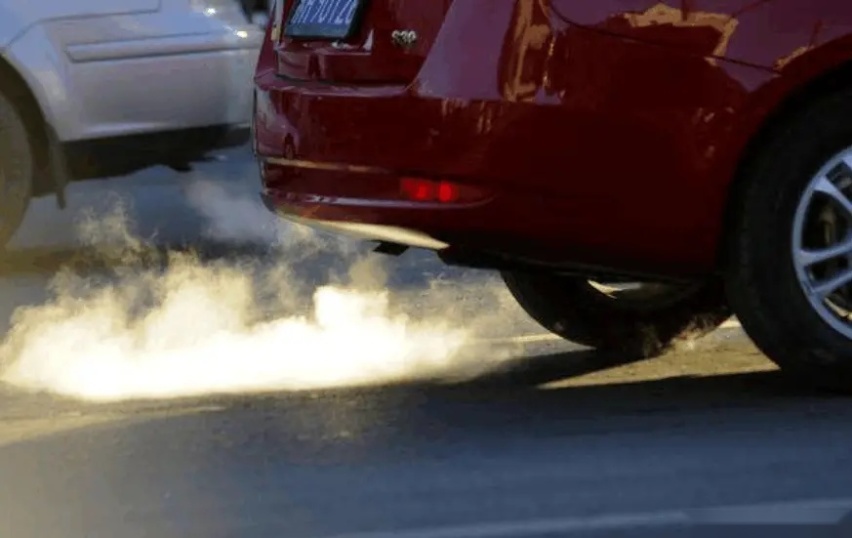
[399,177,487,204]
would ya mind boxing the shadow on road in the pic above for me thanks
[1,349,841,461]
[6,343,829,419]
[121,352,838,458]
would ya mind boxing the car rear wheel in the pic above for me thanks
[0,90,33,249]
[726,87,852,392]
[501,272,730,357]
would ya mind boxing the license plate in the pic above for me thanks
[284,0,366,40]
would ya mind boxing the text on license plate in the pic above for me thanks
[285,0,364,40]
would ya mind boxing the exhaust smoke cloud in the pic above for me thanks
[0,179,515,402]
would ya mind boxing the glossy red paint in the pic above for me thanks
[253,0,852,278]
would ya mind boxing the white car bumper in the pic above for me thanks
[3,16,264,143]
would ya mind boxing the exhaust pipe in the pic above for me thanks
[373,242,409,256]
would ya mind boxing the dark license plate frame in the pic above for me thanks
[284,0,369,41]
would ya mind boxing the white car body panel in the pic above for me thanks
[0,0,263,142]
[0,0,161,46]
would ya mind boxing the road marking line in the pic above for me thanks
[314,497,852,538]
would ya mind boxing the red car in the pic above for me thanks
[253,0,852,391]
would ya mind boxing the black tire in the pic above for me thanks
[0,89,33,249]
[502,271,730,358]
[725,87,852,392]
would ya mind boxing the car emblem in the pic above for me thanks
[391,30,417,50]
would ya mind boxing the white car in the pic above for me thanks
[0,0,264,247]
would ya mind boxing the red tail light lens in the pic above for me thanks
[436,181,457,203]
[399,177,486,204]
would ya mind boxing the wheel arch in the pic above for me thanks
[719,43,852,270]
[0,53,54,197]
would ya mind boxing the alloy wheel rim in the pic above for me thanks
[792,146,852,340]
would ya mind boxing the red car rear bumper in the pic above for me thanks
[255,82,696,277]
[253,76,589,259]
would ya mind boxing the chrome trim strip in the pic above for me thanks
[66,30,263,63]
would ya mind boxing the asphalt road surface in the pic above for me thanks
[1,147,851,538]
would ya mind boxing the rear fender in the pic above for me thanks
[0,0,161,48]
[3,25,74,143]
